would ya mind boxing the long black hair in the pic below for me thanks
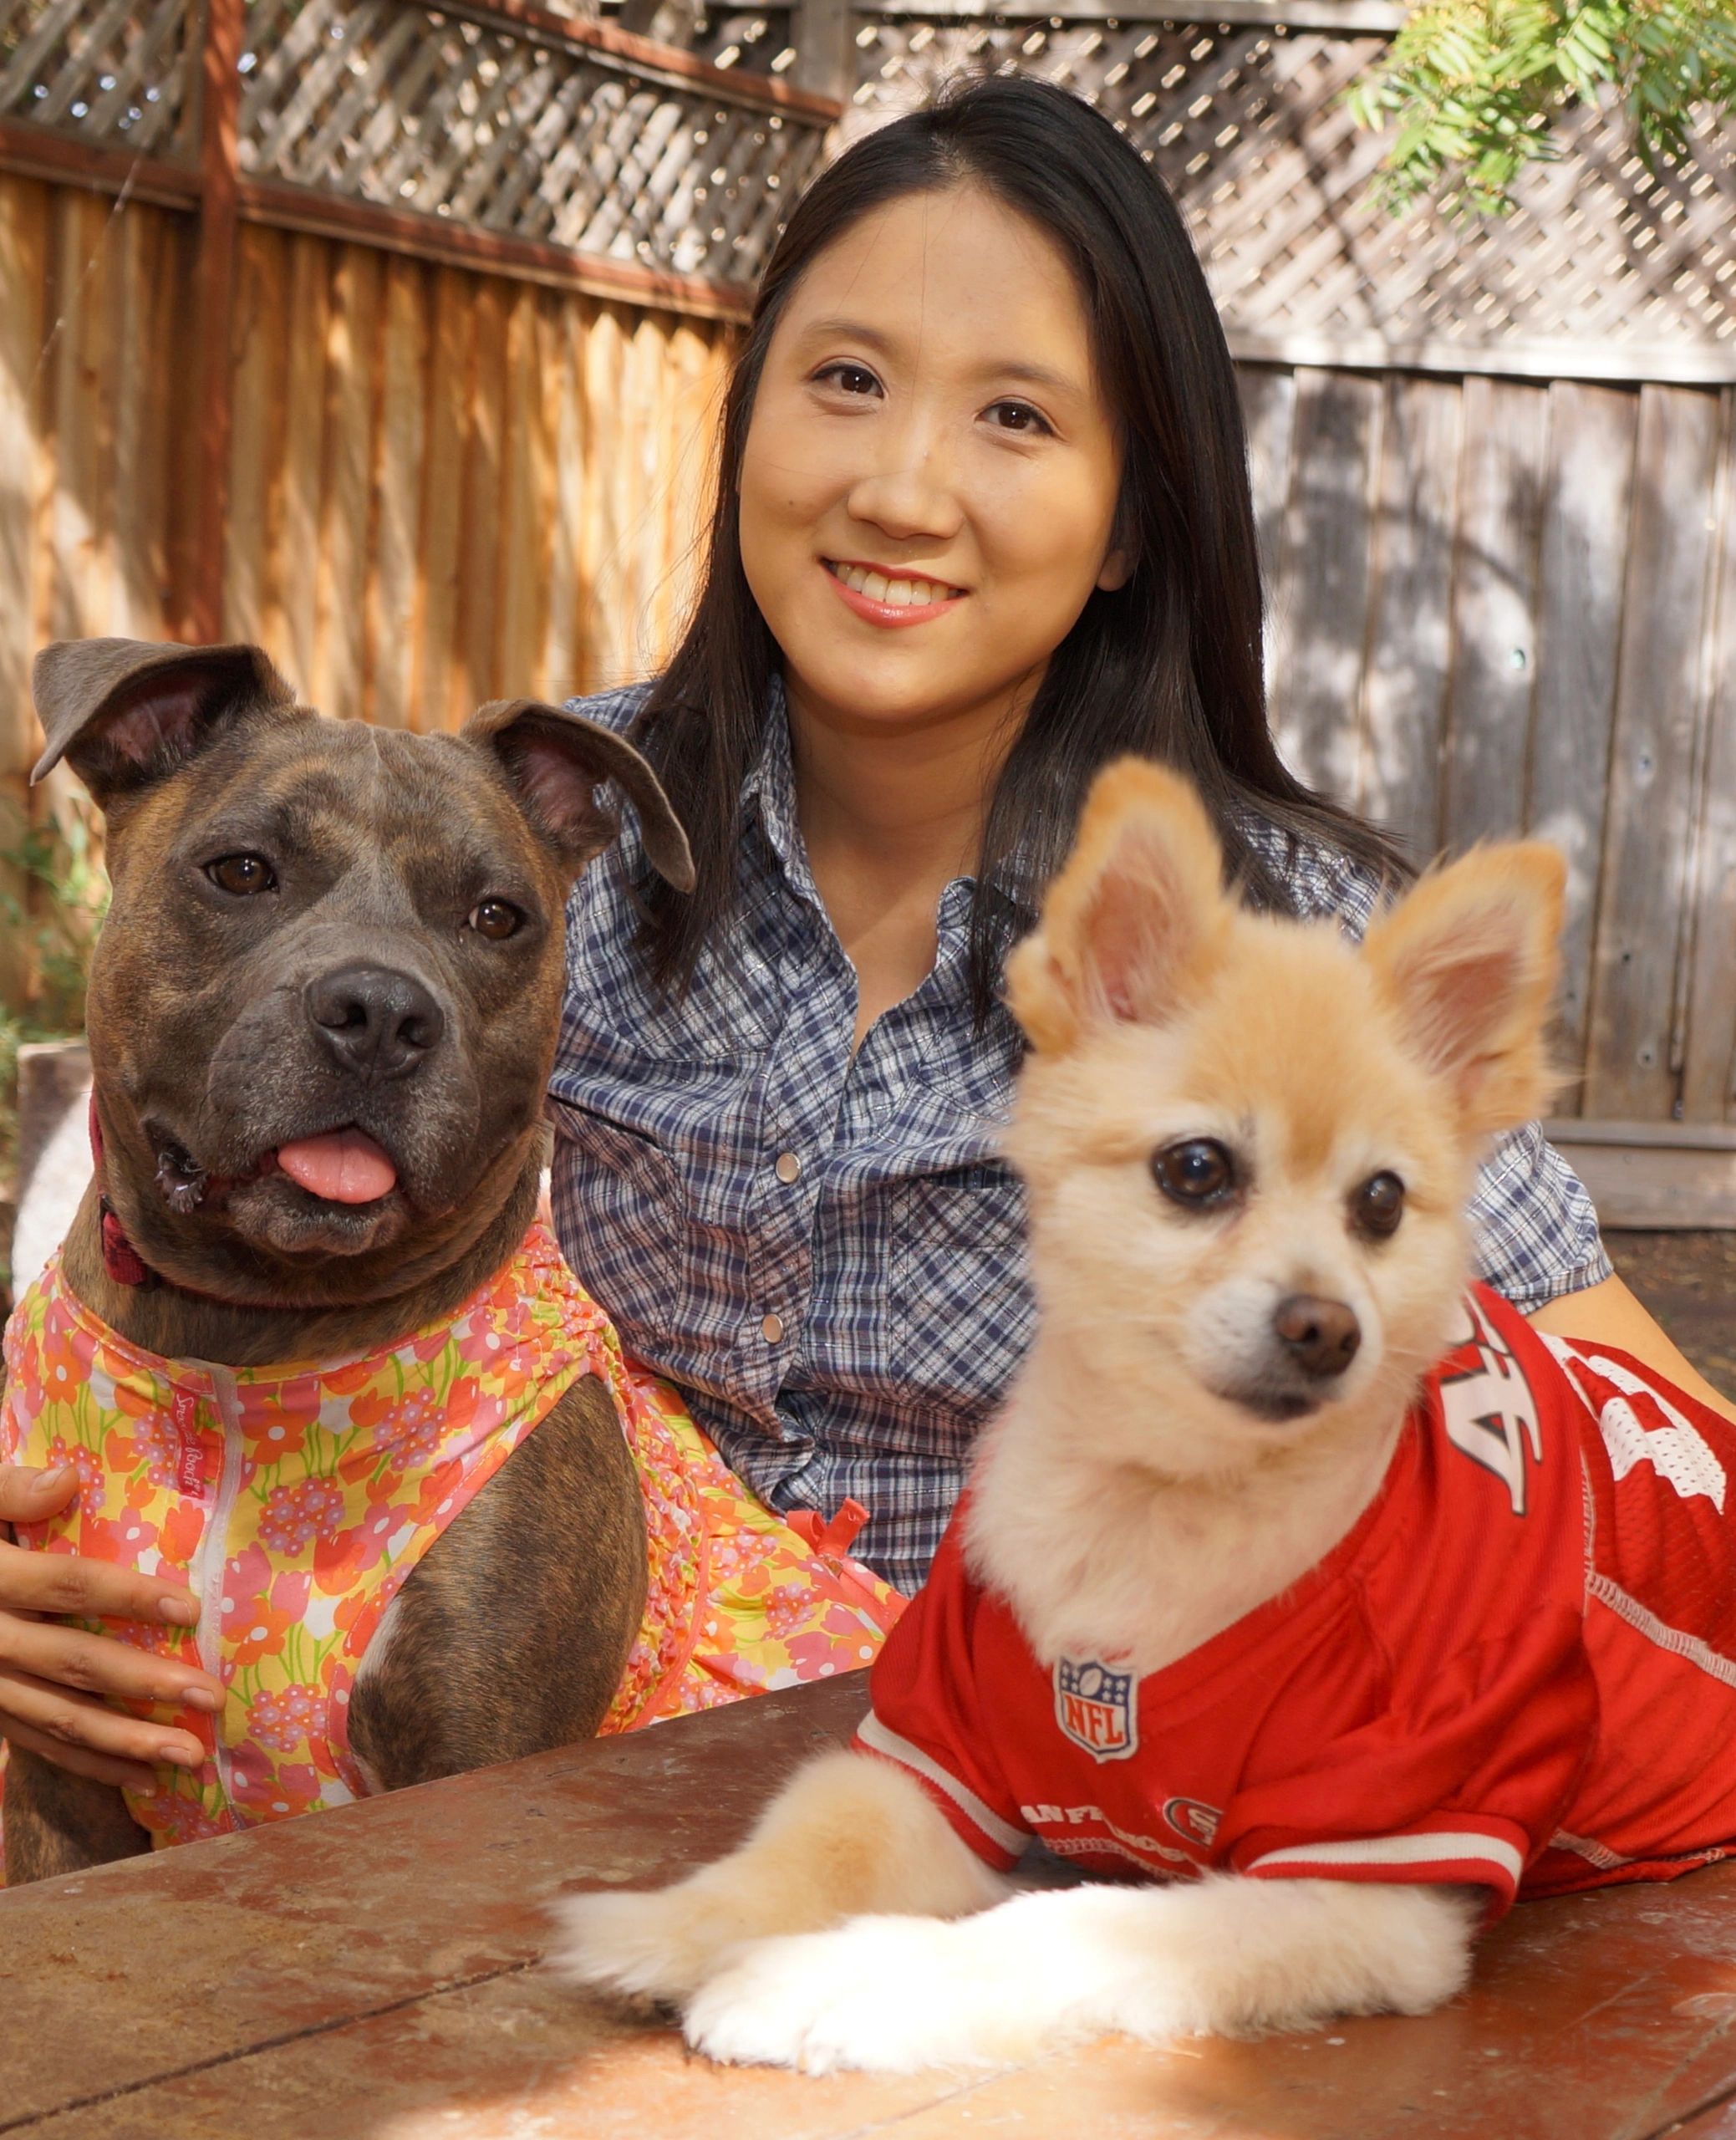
[631,73,1404,1022]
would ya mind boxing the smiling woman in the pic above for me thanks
[541,74,1652,1602]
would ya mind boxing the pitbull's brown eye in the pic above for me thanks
[205,853,276,897]
[466,899,522,940]
[1152,1139,1237,1209]
[1352,1171,1405,1240]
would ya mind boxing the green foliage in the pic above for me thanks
[0,806,109,1276]
[1345,0,1736,216]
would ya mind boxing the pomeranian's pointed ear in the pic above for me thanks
[1005,759,1232,1052]
[33,639,301,812]
[464,698,695,890]
[1364,843,1565,1138]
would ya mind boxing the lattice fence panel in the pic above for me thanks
[848,13,1736,359]
[0,0,195,152]
[683,6,796,77]
[239,0,826,281]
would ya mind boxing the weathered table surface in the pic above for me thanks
[4,1672,1736,2140]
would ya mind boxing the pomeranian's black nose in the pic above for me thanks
[1272,1294,1361,1379]
[305,966,445,1083]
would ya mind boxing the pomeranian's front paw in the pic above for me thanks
[546,1883,753,2008]
[685,1915,1051,2075]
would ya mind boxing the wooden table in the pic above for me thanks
[5,1674,1736,2139]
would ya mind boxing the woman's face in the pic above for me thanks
[738,183,1128,746]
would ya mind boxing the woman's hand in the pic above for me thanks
[0,1463,221,1792]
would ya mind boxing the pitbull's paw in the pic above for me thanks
[684,1914,1052,2074]
[547,1883,758,2008]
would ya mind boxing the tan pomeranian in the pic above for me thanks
[548,761,1736,2074]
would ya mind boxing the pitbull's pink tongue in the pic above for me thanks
[275,1131,397,1205]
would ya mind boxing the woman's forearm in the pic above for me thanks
[1528,1273,1736,1426]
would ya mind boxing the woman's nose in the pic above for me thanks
[846,439,964,544]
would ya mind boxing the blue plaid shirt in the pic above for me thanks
[548,680,1612,1592]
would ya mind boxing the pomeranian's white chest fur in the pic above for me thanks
[965,1337,1404,1676]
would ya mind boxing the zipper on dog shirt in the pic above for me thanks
[185,1363,247,1817]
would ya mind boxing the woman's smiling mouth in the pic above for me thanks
[822,558,968,624]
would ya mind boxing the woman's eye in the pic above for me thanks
[817,362,881,398]
[205,853,276,897]
[1352,1171,1406,1240]
[985,400,1051,436]
[1152,1139,1238,1208]
[467,899,523,941]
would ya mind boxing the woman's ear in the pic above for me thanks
[1095,545,1132,594]
[1005,757,1229,1053]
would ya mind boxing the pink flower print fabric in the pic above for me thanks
[0,1225,905,1865]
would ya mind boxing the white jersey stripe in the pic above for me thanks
[1588,1571,1736,1689]
[856,1709,1030,1859]
[1249,1831,1525,1887]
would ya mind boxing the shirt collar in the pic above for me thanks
[742,674,1011,952]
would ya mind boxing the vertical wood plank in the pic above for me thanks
[1265,365,1381,802]
[222,225,288,650]
[368,256,430,731]
[580,302,628,694]
[456,275,507,720]
[46,191,117,642]
[1356,372,1462,859]
[542,292,591,703]
[275,233,332,694]
[1583,385,1726,1121]
[312,242,382,720]
[1528,380,1639,1109]
[111,205,181,640]
[1438,375,1550,851]
[496,282,550,701]
[189,0,246,644]
[0,176,49,1020]
[1235,361,1297,709]
[1679,390,1736,1124]
[416,266,473,732]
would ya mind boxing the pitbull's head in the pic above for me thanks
[33,637,691,1307]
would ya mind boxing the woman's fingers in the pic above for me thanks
[0,1532,201,1630]
[0,1612,221,1715]
[0,1664,202,1783]
[0,1461,81,1523]
[0,1708,161,1794]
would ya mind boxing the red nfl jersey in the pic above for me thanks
[855,1284,1736,1917]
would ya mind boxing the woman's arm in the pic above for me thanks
[0,1464,221,1789]
[1529,1275,1736,1425]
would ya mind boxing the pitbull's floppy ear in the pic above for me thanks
[33,639,300,809]
[465,699,695,891]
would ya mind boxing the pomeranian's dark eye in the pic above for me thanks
[205,853,276,897]
[1352,1171,1406,1239]
[466,899,523,941]
[1152,1139,1237,1208]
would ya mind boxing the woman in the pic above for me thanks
[0,77,1722,1791]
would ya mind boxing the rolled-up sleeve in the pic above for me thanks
[1465,1121,1613,1311]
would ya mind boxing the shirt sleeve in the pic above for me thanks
[852,1521,1031,1870]
[1224,1613,1597,1918]
[1467,1122,1614,1312]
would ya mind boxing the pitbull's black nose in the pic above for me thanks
[1272,1294,1361,1379]
[305,966,445,1083]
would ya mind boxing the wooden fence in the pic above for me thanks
[4,0,1736,1205]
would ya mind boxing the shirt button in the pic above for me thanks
[774,1150,801,1185]
[761,1312,786,1345]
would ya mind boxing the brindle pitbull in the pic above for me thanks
[1,637,692,1885]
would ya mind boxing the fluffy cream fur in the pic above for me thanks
[547,761,1565,2073]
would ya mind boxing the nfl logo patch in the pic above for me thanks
[1054,1656,1139,1762]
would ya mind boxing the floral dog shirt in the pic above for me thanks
[0,1227,902,1850]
